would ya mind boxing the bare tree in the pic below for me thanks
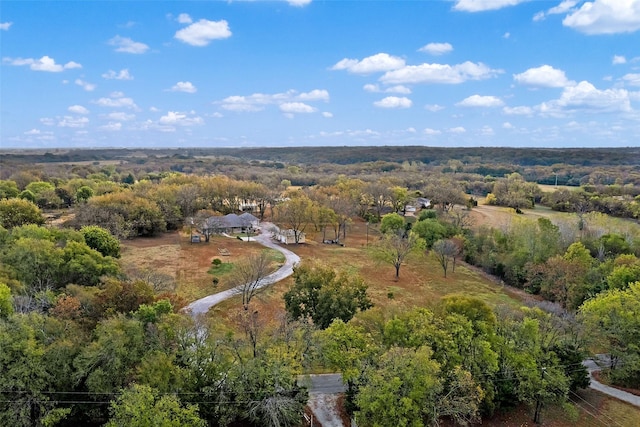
[231,252,272,309]
[127,267,176,292]
[432,239,459,277]
[231,307,264,358]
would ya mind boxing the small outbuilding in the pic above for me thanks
[276,229,305,245]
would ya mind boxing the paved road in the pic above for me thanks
[186,223,301,316]
[300,374,346,394]
[583,356,640,408]
[301,374,347,427]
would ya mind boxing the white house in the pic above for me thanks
[276,228,305,245]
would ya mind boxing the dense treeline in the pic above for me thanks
[3,146,640,167]
[2,147,640,188]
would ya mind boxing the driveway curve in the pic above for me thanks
[583,356,640,407]
[186,222,301,316]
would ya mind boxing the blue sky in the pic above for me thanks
[2,0,640,149]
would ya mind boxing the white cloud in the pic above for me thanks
[425,104,445,112]
[622,73,640,86]
[102,69,133,80]
[25,129,41,135]
[40,117,55,126]
[100,122,122,131]
[453,0,532,12]
[169,81,197,93]
[513,65,574,87]
[332,53,405,74]
[108,35,149,54]
[158,111,204,126]
[563,0,640,34]
[363,84,411,94]
[539,80,632,114]
[503,122,515,129]
[68,105,89,115]
[279,102,317,114]
[93,94,138,110]
[456,94,504,107]
[219,89,328,112]
[534,0,578,21]
[322,112,333,118]
[104,112,135,121]
[221,97,265,112]
[287,0,312,6]
[418,42,453,55]
[75,79,96,91]
[480,125,495,135]
[503,32,511,38]
[424,128,442,135]
[0,22,12,30]
[3,56,81,72]
[373,96,412,109]
[175,19,231,46]
[448,126,467,133]
[503,105,535,115]
[613,55,627,64]
[177,13,193,24]
[380,61,501,85]
[298,89,330,101]
[58,116,89,128]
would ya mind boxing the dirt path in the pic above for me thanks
[186,222,301,316]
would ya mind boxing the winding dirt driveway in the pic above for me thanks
[186,222,301,316]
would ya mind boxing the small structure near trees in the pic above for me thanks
[276,229,305,245]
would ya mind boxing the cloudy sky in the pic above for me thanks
[2,0,640,148]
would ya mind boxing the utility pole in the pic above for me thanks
[366,222,369,246]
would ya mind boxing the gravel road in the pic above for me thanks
[186,223,301,316]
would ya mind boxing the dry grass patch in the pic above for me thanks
[121,230,276,301]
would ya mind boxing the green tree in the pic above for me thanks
[319,320,376,400]
[607,255,640,290]
[0,314,72,427]
[0,198,45,229]
[61,240,120,286]
[0,180,19,199]
[75,185,94,203]
[81,225,121,258]
[0,283,13,319]
[580,281,640,388]
[356,346,443,427]
[371,232,424,279]
[379,212,405,235]
[412,218,447,249]
[18,189,36,203]
[284,262,372,329]
[106,384,205,427]
[73,315,146,395]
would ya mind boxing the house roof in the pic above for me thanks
[204,213,258,229]
[239,212,259,222]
